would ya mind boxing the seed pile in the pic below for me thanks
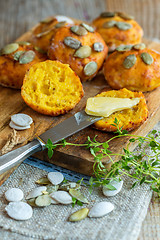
[4,171,124,222]
[9,113,33,130]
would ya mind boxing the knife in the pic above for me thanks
[0,110,102,175]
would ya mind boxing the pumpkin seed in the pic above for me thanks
[69,189,89,204]
[35,195,51,207]
[19,50,35,64]
[93,42,104,52]
[59,182,80,191]
[40,16,54,24]
[117,12,134,20]
[116,44,133,52]
[11,113,33,127]
[35,29,51,38]
[1,43,19,55]
[35,177,51,185]
[55,21,66,28]
[55,15,74,24]
[123,54,137,69]
[141,52,153,65]
[70,25,88,36]
[47,172,64,185]
[103,179,123,197]
[133,43,146,50]
[69,208,89,222]
[46,184,59,194]
[64,37,81,49]
[74,45,91,58]
[103,20,116,28]
[100,12,115,18]
[16,41,31,46]
[5,202,33,221]
[88,201,114,218]
[34,46,47,54]
[13,51,25,61]
[9,121,30,130]
[26,186,47,199]
[116,22,132,30]
[27,198,37,207]
[81,23,94,32]
[84,61,98,76]
[5,188,24,202]
[50,191,72,204]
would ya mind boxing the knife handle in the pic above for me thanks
[0,139,45,175]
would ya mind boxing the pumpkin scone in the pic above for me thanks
[29,15,76,52]
[85,88,148,132]
[92,11,143,52]
[21,60,84,116]
[103,43,160,92]
[48,24,108,81]
[0,42,47,89]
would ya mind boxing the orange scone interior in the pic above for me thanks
[21,60,84,116]
[93,88,148,132]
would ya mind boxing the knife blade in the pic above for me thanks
[0,110,102,175]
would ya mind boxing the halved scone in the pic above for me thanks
[21,60,84,116]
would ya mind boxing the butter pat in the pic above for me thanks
[85,97,140,117]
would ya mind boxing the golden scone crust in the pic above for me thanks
[103,45,160,92]
[93,88,148,132]
[21,60,84,116]
[48,24,108,81]
[92,12,143,52]
[0,42,47,89]
[29,16,78,52]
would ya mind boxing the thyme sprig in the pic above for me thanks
[45,118,160,197]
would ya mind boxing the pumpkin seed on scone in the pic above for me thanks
[21,60,84,116]
[92,88,148,132]
[103,45,160,92]
[48,24,108,81]
[0,42,47,89]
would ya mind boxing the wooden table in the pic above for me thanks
[0,1,159,239]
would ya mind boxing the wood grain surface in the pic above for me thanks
[0,1,159,239]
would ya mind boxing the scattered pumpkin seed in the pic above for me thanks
[100,12,115,18]
[5,188,24,202]
[46,184,59,194]
[19,50,35,64]
[133,43,146,50]
[69,189,89,204]
[1,43,19,55]
[59,182,80,191]
[11,113,33,127]
[103,179,123,197]
[50,191,72,204]
[47,172,64,185]
[16,41,31,46]
[116,45,133,52]
[141,52,153,65]
[40,16,54,24]
[70,25,88,36]
[117,12,134,20]
[116,22,132,30]
[93,42,104,52]
[27,198,37,207]
[81,23,94,32]
[74,45,91,58]
[69,208,89,222]
[35,177,51,185]
[123,54,137,69]
[35,195,51,207]
[84,61,98,76]
[55,21,66,28]
[26,186,47,199]
[103,20,116,28]
[13,51,25,61]
[64,37,81,49]
[88,201,114,218]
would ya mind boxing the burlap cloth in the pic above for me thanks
[1,122,160,240]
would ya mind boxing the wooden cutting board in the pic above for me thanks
[1,28,160,185]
